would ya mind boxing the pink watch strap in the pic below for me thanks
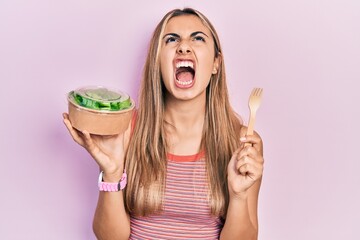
[98,170,127,191]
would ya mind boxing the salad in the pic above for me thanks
[69,86,132,111]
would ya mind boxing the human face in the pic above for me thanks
[160,15,219,102]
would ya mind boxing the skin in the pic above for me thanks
[63,112,131,239]
[63,14,264,240]
[160,15,219,103]
[160,15,264,240]
[161,15,220,155]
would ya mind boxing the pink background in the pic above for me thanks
[1,0,359,239]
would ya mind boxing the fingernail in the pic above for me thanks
[240,137,246,142]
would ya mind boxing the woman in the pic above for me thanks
[63,7,264,240]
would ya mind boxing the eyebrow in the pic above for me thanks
[162,31,209,39]
[191,31,209,38]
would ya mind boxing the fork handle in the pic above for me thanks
[244,114,256,147]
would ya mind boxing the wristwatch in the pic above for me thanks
[98,170,127,191]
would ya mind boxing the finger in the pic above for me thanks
[240,134,263,154]
[230,148,242,165]
[82,130,96,151]
[237,163,263,180]
[237,146,264,164]
[82,131,106,162]
[236,158,263,178]
[62,112,69,119]
[240,134,262,146]
[63,116,85,146]
[236,154,264,171]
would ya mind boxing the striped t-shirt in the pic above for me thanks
[129,151,223,239]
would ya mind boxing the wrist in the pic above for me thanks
[101,170,123,182]
[98,169,127,192]
[100,163,124,181]
[229,191,249,201]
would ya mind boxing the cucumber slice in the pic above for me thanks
[72,87,131,111]
[84,88,121,101]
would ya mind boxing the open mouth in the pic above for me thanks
[175,61,195,87]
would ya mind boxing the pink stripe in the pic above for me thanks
[130,156,222,239]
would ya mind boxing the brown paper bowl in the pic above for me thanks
[67,92,135,135]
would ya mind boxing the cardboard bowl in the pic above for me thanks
[67,92,135,135]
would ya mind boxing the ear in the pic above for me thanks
[212,55,221,74]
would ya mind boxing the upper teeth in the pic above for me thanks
[176,61,194,69]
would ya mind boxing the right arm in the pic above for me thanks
[93,181,130,239]
[63,113,131,239]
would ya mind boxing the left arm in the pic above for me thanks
[220,132,264,240]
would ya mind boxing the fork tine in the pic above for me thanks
[246,87,263,138]
[253,88,262,97]
[250,88,256,96]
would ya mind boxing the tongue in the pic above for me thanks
[176,71,194,82]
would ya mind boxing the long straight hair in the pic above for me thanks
[124,8,242,217]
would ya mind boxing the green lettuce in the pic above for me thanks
[71,87,131,111]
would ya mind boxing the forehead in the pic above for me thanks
[164,14,211,36]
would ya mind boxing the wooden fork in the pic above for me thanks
[244,88,263,146]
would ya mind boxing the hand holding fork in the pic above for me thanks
[228,87,264,193]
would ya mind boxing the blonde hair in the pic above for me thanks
[124,8,242,217]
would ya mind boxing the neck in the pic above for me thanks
[163,94,206,155]
[164,96,206,129]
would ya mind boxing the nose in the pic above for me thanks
[176,41,191,54]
